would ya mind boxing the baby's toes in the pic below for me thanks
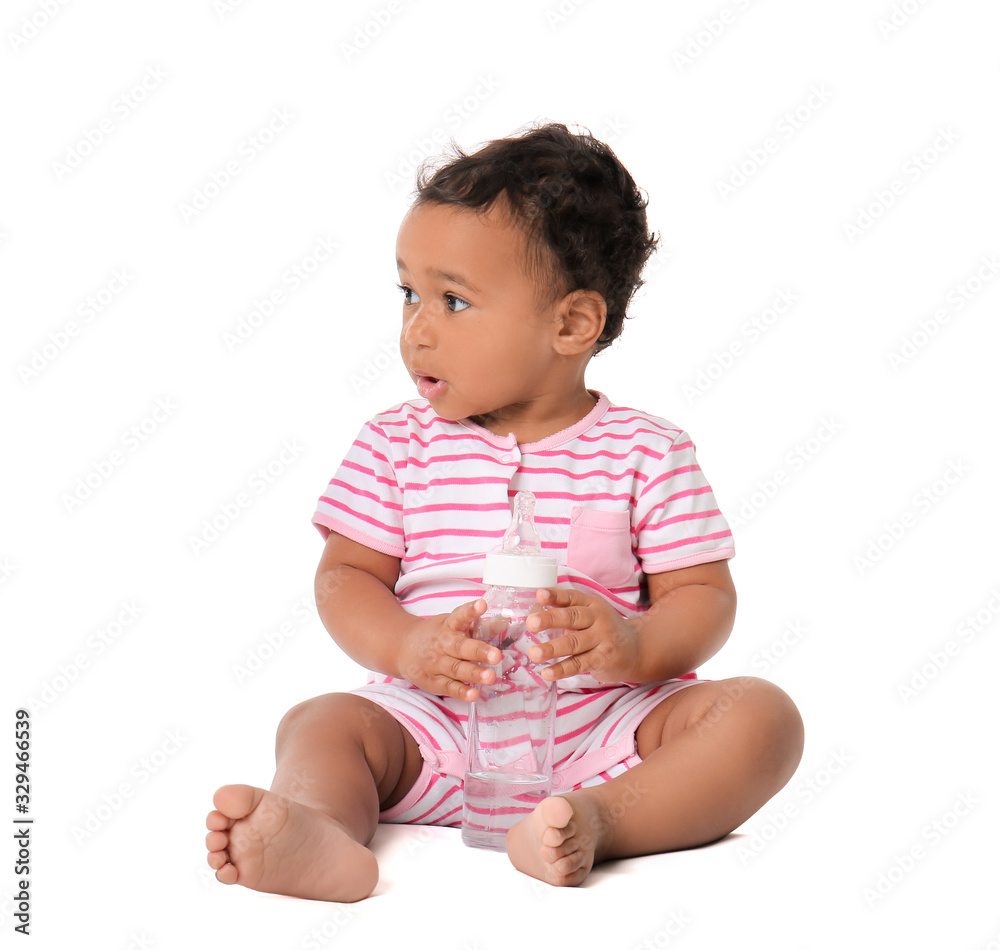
[214,862,238,885]
[205,829,228,853]
[544,836,581,863]
[206,808,233,833]
[541,821,575,848]
[206,847,229,871]
[547,850,589,885]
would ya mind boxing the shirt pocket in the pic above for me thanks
[565,506,635,589]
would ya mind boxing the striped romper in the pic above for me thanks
[312,390,735,827]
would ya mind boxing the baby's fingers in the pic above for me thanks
[442,631,501,670]
[536,652,584,682]
[447,598,487,633]
[529,631,584,663]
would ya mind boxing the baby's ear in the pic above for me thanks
[554,290,606,355]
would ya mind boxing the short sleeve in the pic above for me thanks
[634,430,735,573]
[311,420,406,557]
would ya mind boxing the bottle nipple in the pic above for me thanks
[500,490,541,556]
[482,489,556,589]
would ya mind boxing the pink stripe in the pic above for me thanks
[556,693,611,716]
[524,445,659,463]
[524,489,634,504]
[317,498,403,538]
[641,529,733,556]
[404,451,518,469]
[403,475,510,488]
[399,587,490,608]
[400,500,513,517]
[330,461,401,495]
[597,682,673,743]
[636,486,717,530]
[393,708,442,751]
[437,804,463,826]
[406,526,507,542]
[572,427,675,444]
[401,548,494,564]
[643,464,700,493]
[324,474,402,509]
[600,413,682,436]
[643,509,724,532]
[554,716,602,746]
[463,802,535,822]
[412,777,462,824]
[514,464,638,481]
[559,574,639,612]
[347,438,397,471]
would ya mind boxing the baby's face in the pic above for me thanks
[395,201,565,428]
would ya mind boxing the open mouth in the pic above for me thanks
[417,376,447,399]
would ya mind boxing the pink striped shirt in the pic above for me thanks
[312,389,734,690]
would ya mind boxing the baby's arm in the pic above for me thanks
[628,559,737,681]
[315,531,500,701]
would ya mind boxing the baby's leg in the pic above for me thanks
[507,677,804,885]
[205,692,422,902]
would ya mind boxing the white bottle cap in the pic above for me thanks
[483,551,558,589]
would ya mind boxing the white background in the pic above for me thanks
[2,0,998,947]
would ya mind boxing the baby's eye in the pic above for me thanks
[396,283,419,305]
[445,293,470,313]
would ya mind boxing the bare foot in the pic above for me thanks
[205,784,377,902]
[505,793,610,886]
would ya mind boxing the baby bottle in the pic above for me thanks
[462,490,559,852]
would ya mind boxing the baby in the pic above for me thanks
[205,122,804,901]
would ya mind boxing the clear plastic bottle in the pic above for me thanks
[462,490,559,852]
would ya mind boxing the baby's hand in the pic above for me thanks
[398,599,501,702]
[526,587,640,684]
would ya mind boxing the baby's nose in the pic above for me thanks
[402,308,434,346]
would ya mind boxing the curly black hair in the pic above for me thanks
[410,121,659,356]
